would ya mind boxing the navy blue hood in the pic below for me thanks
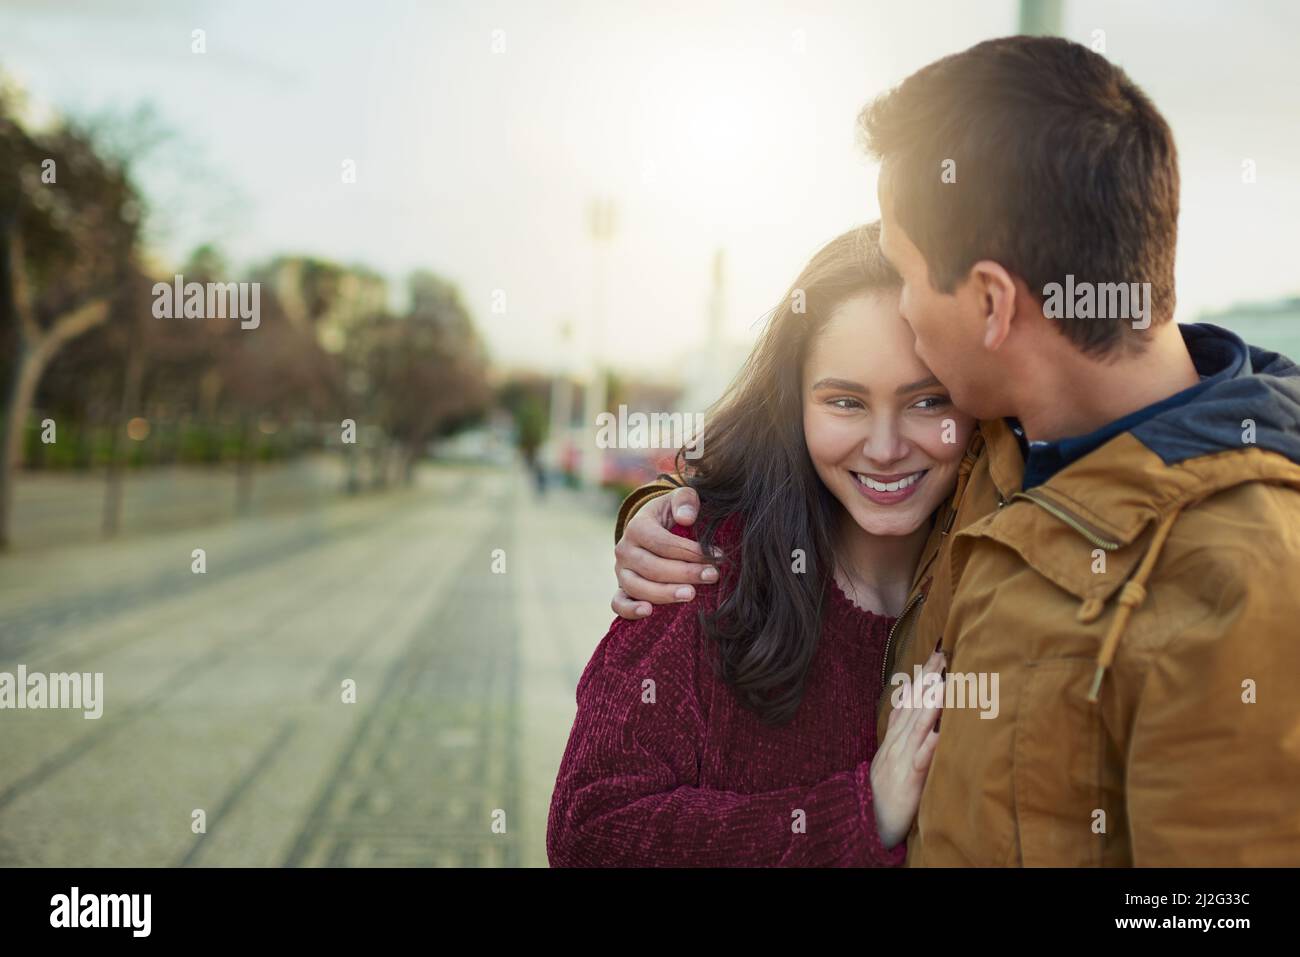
[1133,323,1300,467]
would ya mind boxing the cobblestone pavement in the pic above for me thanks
[0,463,618,867]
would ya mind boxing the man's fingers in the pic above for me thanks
[621,545,718,586]
[667,485,702,525]
[617,567,699,604]
[628,520,719,565]
[611,588,652,621]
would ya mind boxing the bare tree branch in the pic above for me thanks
[5,221,40,343]
[33,298,111,364]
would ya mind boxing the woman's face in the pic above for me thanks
[802,290,976,538]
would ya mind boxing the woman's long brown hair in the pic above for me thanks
[679,221,901,725]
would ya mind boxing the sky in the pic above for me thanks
[2,0,1298,377]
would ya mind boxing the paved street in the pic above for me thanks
[0,462,620,867]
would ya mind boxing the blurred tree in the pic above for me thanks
[214,281,340,513]
[498,373,551,455]
[0,81,488,545]
[349,271,490,487]
[0,85,142,548]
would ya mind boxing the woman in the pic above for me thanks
[546,223,974,866]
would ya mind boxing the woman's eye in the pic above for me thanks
[913,395,951,411]
[829,397,862,411]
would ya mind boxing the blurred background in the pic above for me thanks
[0,0,1297,866]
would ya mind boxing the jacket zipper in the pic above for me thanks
[1009,489,1120,550]
[880,589,926,688]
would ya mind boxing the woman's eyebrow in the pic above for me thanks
[810,377,866,392]
[896,375,941,394]
[810,375,942,394]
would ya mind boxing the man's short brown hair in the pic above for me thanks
[859,35,1179,357]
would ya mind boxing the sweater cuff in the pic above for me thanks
[855,760,909,867]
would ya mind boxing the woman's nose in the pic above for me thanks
[862,419,908,465]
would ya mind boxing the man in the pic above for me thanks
[607,36,1300,865]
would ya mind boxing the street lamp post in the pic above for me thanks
[582,197,617,489]
[549,318,574,482]
[1018,0,1064,35]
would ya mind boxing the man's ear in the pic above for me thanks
[968,260,1018,352]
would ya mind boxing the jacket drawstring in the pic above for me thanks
[1085,507,1184,703]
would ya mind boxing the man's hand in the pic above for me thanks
[611,485,720,619]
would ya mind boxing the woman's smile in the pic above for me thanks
[851,468,929,504]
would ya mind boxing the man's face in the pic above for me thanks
[877,178,999,418]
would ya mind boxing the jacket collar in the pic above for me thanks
[966,434,1300,603]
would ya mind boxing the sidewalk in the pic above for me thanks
[0,462,623,867]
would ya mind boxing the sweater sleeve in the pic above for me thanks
[546,600,906,868]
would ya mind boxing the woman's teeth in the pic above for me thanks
[854,470,925,492]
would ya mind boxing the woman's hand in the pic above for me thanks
[869,651,945,849]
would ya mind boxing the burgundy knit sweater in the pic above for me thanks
[547,518,907,867]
